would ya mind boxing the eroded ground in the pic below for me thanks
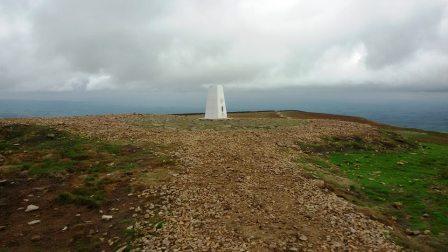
[1,111,446,251]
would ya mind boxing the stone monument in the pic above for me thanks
[205,85,227,119]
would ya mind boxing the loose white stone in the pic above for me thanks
[28,220,41,225]
[25,204,39,212]
[299,235,308,241]
[116,245,128,252]
[102,215,113,221]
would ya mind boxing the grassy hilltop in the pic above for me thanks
[0,111,447,251]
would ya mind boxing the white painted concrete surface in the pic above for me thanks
[205,85,227,119]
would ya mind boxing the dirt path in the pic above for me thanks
[4,115,400,251]
[127,117,399,251]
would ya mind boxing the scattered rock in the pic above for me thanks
[25,204,39,212]
[405,229,420,236]
[0,179,7,185]
[28,220,41,225]
[102,215,113,221]
[314,179,325,188]
[108,237,120,246]
[422,213,429,218]
[116,245,128,252]
[0,225,6,231]
[392,202,403,209]
[62,226,68,231]
[423,230,431,235]
[299,235,308,241]
[31,235,41,241]
[0,154,5,165]
[46,133,56,139]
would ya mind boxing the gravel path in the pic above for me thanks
[2,114,400,251]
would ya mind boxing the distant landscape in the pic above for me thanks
[1,98,447,132]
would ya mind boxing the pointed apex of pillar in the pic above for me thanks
[205,85,227,119]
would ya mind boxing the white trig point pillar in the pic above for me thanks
[205,85,227,119]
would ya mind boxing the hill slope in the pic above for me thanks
[1,111,447,251]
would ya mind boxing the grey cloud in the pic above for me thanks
[0,0,447,92]
[361,2,446,68]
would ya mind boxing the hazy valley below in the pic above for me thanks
[1,93,447,132]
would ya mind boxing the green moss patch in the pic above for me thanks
[297,129,448,249]
[298,130,415,154]
[0,124,166,176]
[0,124,176,210]
[330,143,448,234]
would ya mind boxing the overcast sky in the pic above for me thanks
[0,0,447,95]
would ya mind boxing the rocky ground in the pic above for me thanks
[0,112,401,251]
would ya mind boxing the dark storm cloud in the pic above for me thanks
[0,0,447,92]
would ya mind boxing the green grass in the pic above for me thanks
[0,123,175,210]
[298,130,415,154]
[0,124,160,176]
[57,176,110,208]
[0,122,176,250]
[330,143,448,234]
[297,129,448,249]
[28,159,75,176]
